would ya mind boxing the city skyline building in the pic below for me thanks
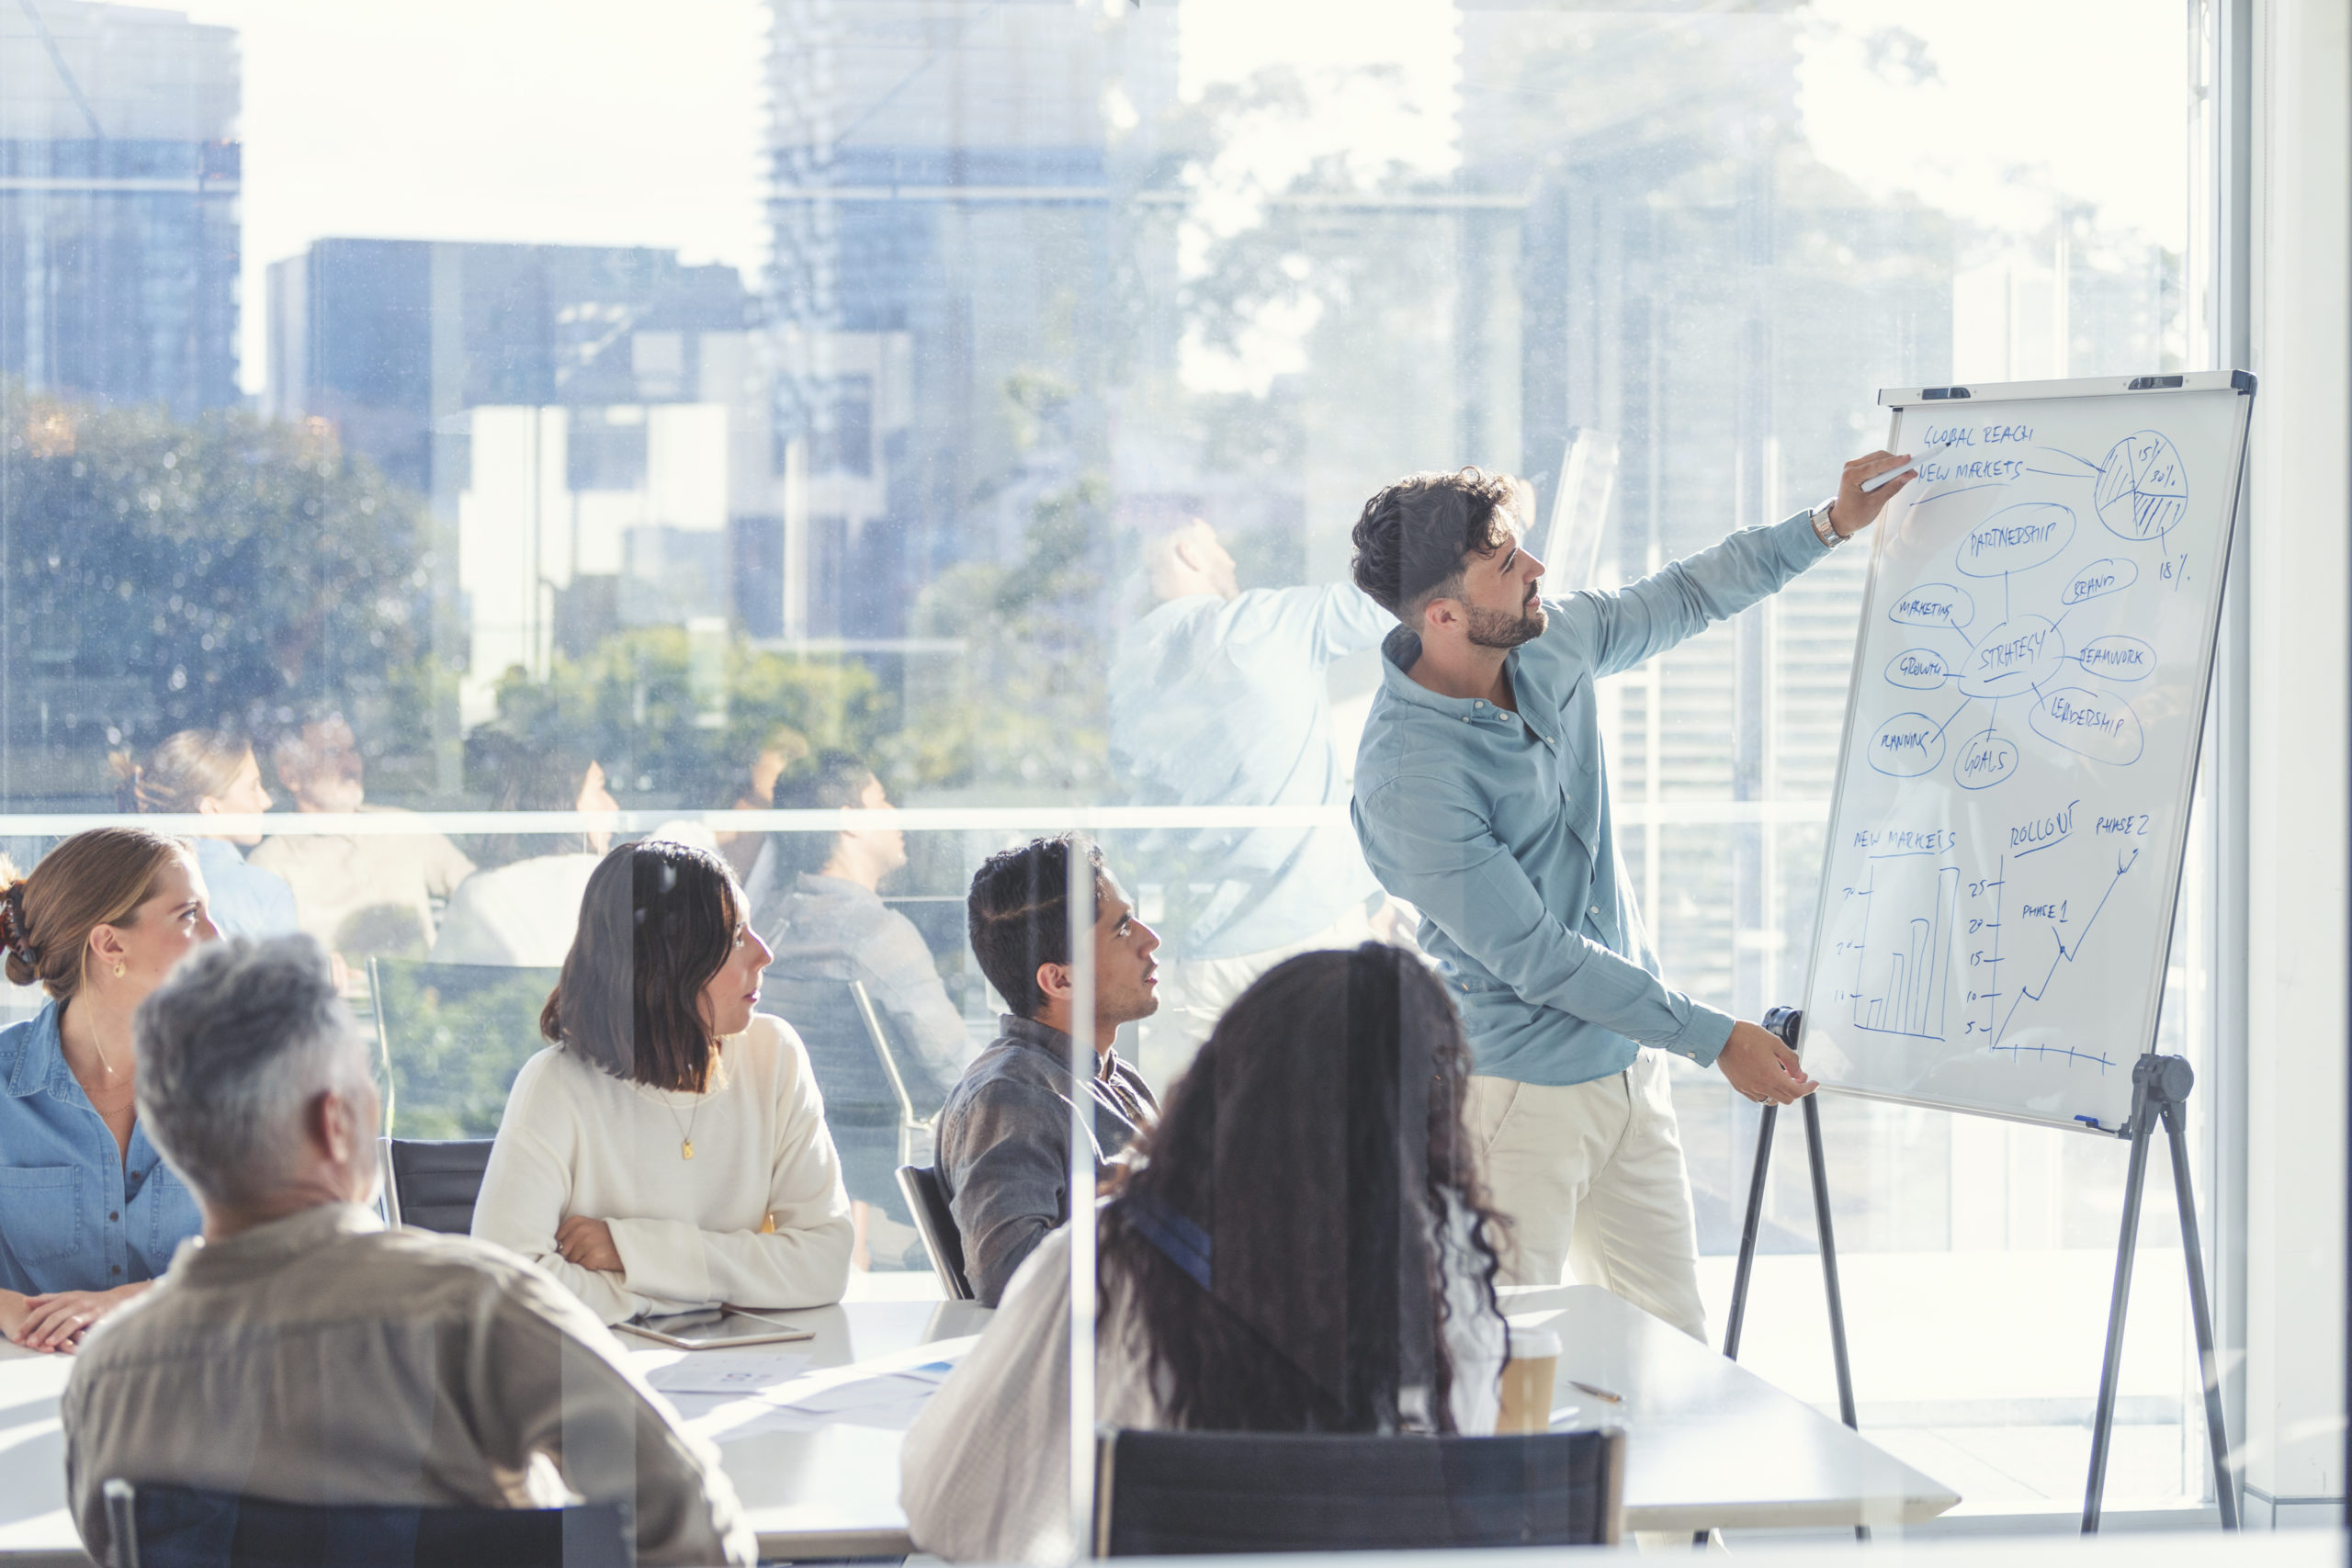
[0,0,241,416]
[266,238,775,754]
[763,0,1182,641]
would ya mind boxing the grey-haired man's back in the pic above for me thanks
[63,1202,754,1567]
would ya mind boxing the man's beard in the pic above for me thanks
[1466,599,1546,649]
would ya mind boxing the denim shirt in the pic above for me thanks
[0,1000,203,1295]
[1351,509,1829,1087]
[1108,582,1391,959]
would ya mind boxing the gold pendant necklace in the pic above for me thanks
[646,1089,703,1159]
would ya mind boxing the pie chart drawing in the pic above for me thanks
[2093,429,2188,541]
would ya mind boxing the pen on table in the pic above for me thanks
[1860,443,1949,494]
[1565,1378,1623,1404]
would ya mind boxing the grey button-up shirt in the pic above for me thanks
[933,1016,1158,1306]
[1351,509,1830,1087]
[757,872,971,1114]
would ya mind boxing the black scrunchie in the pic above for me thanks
[2,881,39,966]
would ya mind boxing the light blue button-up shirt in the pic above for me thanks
[0,1000,203,1295]
[193,837,299,941]
[1351,509,1830,1087]
[1109,582,1391,959]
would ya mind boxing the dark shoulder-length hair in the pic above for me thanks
[540,839,745,1092]
[1099,943,1506,1433]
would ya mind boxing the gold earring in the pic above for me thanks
[112,962,125,978]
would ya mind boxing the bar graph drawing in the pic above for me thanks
[1849,863,1961,1040]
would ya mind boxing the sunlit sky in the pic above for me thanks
[181,0,2187,397]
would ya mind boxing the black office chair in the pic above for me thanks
[380,1138,497,1235]
[1091,1427,1626,1555]
[896,1164,973,1302]
[101,1479,630,1568]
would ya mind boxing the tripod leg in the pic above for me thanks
[1724,1102,1778,1360]
[2162,1100,2238,1528]
[2084,1097,2156,1534]
[1701,1101,1780,1548]
[1802,1094,1868,1542]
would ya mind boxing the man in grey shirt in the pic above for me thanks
[935,836,1162,1305]
[62,936,752,1568]
[755,752,970,1264]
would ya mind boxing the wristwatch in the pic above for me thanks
[1811,496,1846,548]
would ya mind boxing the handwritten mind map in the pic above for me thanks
[1800,383,2250,1133]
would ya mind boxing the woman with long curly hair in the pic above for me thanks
[901,942,1508,1562]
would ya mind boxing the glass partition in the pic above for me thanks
[0,0,2218,1528]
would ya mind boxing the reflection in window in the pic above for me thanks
[0,0,2213,1511]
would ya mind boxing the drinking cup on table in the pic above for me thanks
[1497,1325,1561,1434]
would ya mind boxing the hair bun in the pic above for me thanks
[0,879,39,966]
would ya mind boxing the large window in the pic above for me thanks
[0,0,2221,1519]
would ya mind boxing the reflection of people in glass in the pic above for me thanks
[754,753,969,1270]
[935,837,1160,1306]
[65,934,758,1568]
[250,711,475,962]
[1348,461,1905,1334]
[112,729,297,939]
[902,944,1508,1564]
[430,739,618,968]
[1108,517,1397,1083]
[719,724,811,890]
[471,840,853,1325]
[0,829,214,1352]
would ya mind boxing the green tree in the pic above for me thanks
[485,626,893,801]
[1,387,429,795]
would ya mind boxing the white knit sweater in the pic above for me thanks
[471,1014,855,1324]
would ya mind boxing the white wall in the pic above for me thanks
[2242,0,2350,1526]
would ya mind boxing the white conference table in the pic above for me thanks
[0,1284,1952,1563]
[1501,1282,1959,1533]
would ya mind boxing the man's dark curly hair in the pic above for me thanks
[1349,467,1521,619]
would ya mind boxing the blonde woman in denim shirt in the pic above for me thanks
[0,828,217,1351]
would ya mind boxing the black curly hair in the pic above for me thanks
[1349,467,1521,619]
[1100,943,1507,1433]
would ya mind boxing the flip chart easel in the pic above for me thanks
[1721,370,2256,1537]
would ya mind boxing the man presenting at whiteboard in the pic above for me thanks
[1349,454,1912,1338]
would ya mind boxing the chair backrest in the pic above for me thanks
[102,1479,632,1568]
[896,1164,974,1302]
[386,1139,497,1235]
[848,979,925,1129]
[1091,1426,1625,1556]
[368,959,561,1140]
[759,971,921,1130]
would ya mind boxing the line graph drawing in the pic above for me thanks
[1848,862,1961,1039]
[1989,846,2140,1058]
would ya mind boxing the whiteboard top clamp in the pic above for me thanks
[1878,369,2256,407]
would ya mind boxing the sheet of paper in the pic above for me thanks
[642,1348,813,1396]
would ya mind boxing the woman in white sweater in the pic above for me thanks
[901,943,1508,1563]
[472,839,854,1324]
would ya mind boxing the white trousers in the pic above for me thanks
[1463,1049,1709,1342]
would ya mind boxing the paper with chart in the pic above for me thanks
[1798,377,2253,1132]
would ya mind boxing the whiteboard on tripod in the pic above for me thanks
[1795,372,2255,1134]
